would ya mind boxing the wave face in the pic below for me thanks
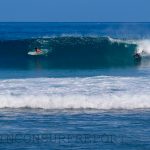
[1,76,150,110]
[0,36,138,69]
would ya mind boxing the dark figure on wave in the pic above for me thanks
[35,47,42,54]
[133,52,142,61]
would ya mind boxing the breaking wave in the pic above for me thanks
[0,36,142,69]
[1,76,150,110]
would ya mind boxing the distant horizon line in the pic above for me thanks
[0,21,150,23]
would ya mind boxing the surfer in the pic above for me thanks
[133,52,142,61]
[28,48,48,56]
[35,47,42,53]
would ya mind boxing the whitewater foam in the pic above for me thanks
[1,94,150,109]
[0,76,150,110]
[136,40,150,55]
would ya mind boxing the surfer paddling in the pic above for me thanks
[28,48,48,56]
[35,47,42,53]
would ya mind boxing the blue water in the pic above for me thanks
[1,22,150,149]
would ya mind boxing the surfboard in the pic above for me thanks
[28,49,48,56]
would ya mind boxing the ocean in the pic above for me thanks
[0,22,150,149]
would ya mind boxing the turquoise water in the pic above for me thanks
[1,22,150,149]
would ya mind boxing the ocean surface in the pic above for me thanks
[1,22,150,149]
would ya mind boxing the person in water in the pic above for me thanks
[35,47,42,53]
[133,52,142,61]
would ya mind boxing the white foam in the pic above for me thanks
[0,76,150,110]
[108,37,125,44]
[136,40,150,55]
[0,94,150,109]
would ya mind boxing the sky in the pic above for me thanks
[0,0,149,22]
